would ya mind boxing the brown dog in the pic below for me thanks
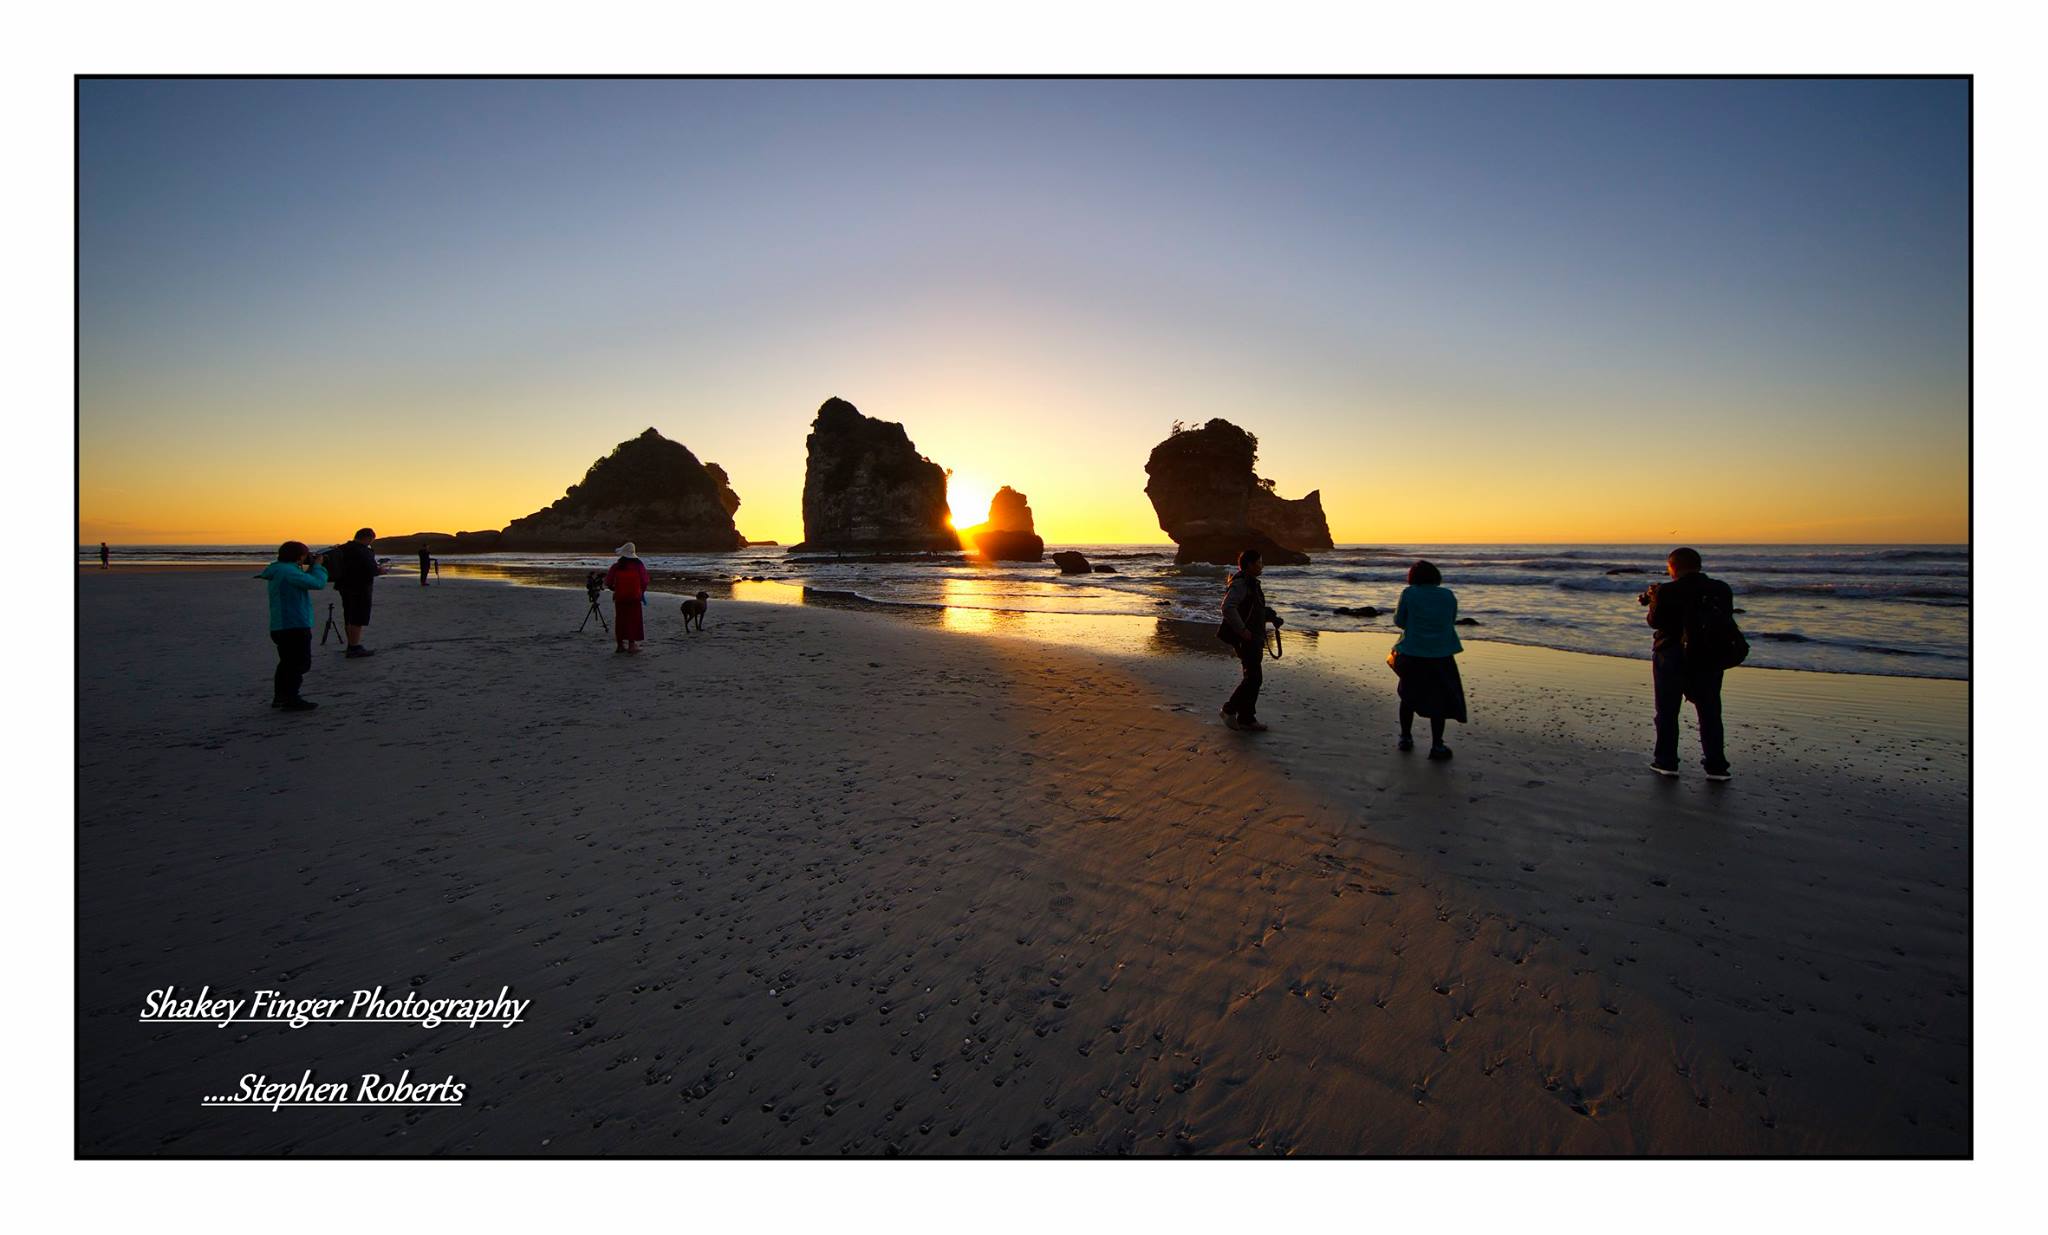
[679,590,709,632]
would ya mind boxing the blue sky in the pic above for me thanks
[78,78,1969,543]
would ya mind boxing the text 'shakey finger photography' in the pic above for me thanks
[75,77,1969,1158]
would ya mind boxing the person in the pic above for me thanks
[256,541,328,711]
[418,547,432,587]
[98,541,109,570]
[1389,559,1468,760]
[1644,546,1735,781]
[606,541,651,654]
[331,527,383,657]
[1218,547,1280,732]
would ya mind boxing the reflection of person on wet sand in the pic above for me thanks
[606,541,650,654]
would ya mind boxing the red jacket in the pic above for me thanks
[605,557,649,600]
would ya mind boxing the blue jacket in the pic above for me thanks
[1393,583,1463,657]
[258,561,328,630]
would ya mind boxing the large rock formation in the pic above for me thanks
[494,428,745,552]
[789,397,960,554]
[1142,419,1333,565]
[959,486,1045,562]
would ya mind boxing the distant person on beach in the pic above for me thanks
[1389,559,1467,760]
[98,541,109,569]
[606,541,651,654]
[256,541,328,712]
[1642,547,1746,781]
[331,528,384,658]
[1218,547,1280,731]
[418,547,432,586]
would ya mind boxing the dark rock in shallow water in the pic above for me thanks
[1333,605,1379,618]
[1051,551,1092,575]
[1455,617,1480,626]
[497,428,748,551]
[960,487,1045,561]
[1605,567,1646,575]
[1143,419,1331,565]
[788,397,960,554]
[1091,564,1118,573]
[375,529,504,555]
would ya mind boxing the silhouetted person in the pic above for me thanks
[332,527,383,657]
[1390,559,1467,760]
[98,541,109,570]
[1218,547,1279,731]
[257,541,327,711]
[606,541,650,654]
[418,547,432,586]
[1644,547,1738,780]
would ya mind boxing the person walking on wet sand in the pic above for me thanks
[418,547,432,586]
[1218,547,1280,731]
[606,541,651,654]
[1389,559,1468,760]
[256,541,328,712]
[98,541,109,570]
[1643,547,1745,781]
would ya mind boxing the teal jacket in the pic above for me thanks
[258,561,329,630]
[1393,583,1463,657]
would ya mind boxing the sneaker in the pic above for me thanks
[1396,734,1415,752]
[1240,719,1269,733]
[1648,762,1679,777]
[1705,770,1733,782]
[1222,712,1243,731]
[1427,743,1453,761]
[345,646,375,659]
[279,698,318,712]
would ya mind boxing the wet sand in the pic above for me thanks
[75,571,1969,1155]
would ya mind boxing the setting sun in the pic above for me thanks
[945,472,996,530]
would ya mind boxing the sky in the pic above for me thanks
[77,78,1969,546]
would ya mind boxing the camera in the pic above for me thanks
[585,570,605,601]
[1637,583,1658,607]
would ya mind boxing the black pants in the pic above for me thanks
[271,627,312,702]
[1224,639,1262,721]
[1653,647,1727,773]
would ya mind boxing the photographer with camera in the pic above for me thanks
[605,542,651,654]
[1641,547,1746,780]
[330,527,386,658]
[255,541,329,712]
[1218,547,1281,732]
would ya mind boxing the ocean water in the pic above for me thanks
[93,542,1969,680]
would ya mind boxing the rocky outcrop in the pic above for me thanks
[497,428,747,552]
[373,529,505,555]
[1051,550,1092,575]
[1143,419,1333,566]
[959,486,1045,562]
[789,398,960,554]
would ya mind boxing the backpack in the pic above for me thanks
[1682,580,1749,671]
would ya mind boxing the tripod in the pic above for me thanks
[579,591,610,634]
[320,602,347,646]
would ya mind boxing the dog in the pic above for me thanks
[679,591,710,632]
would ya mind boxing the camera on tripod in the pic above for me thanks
[585,570,604,601]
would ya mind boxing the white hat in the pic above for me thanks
[615,542,637,557]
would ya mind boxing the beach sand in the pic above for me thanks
[75,571,1969,1155]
